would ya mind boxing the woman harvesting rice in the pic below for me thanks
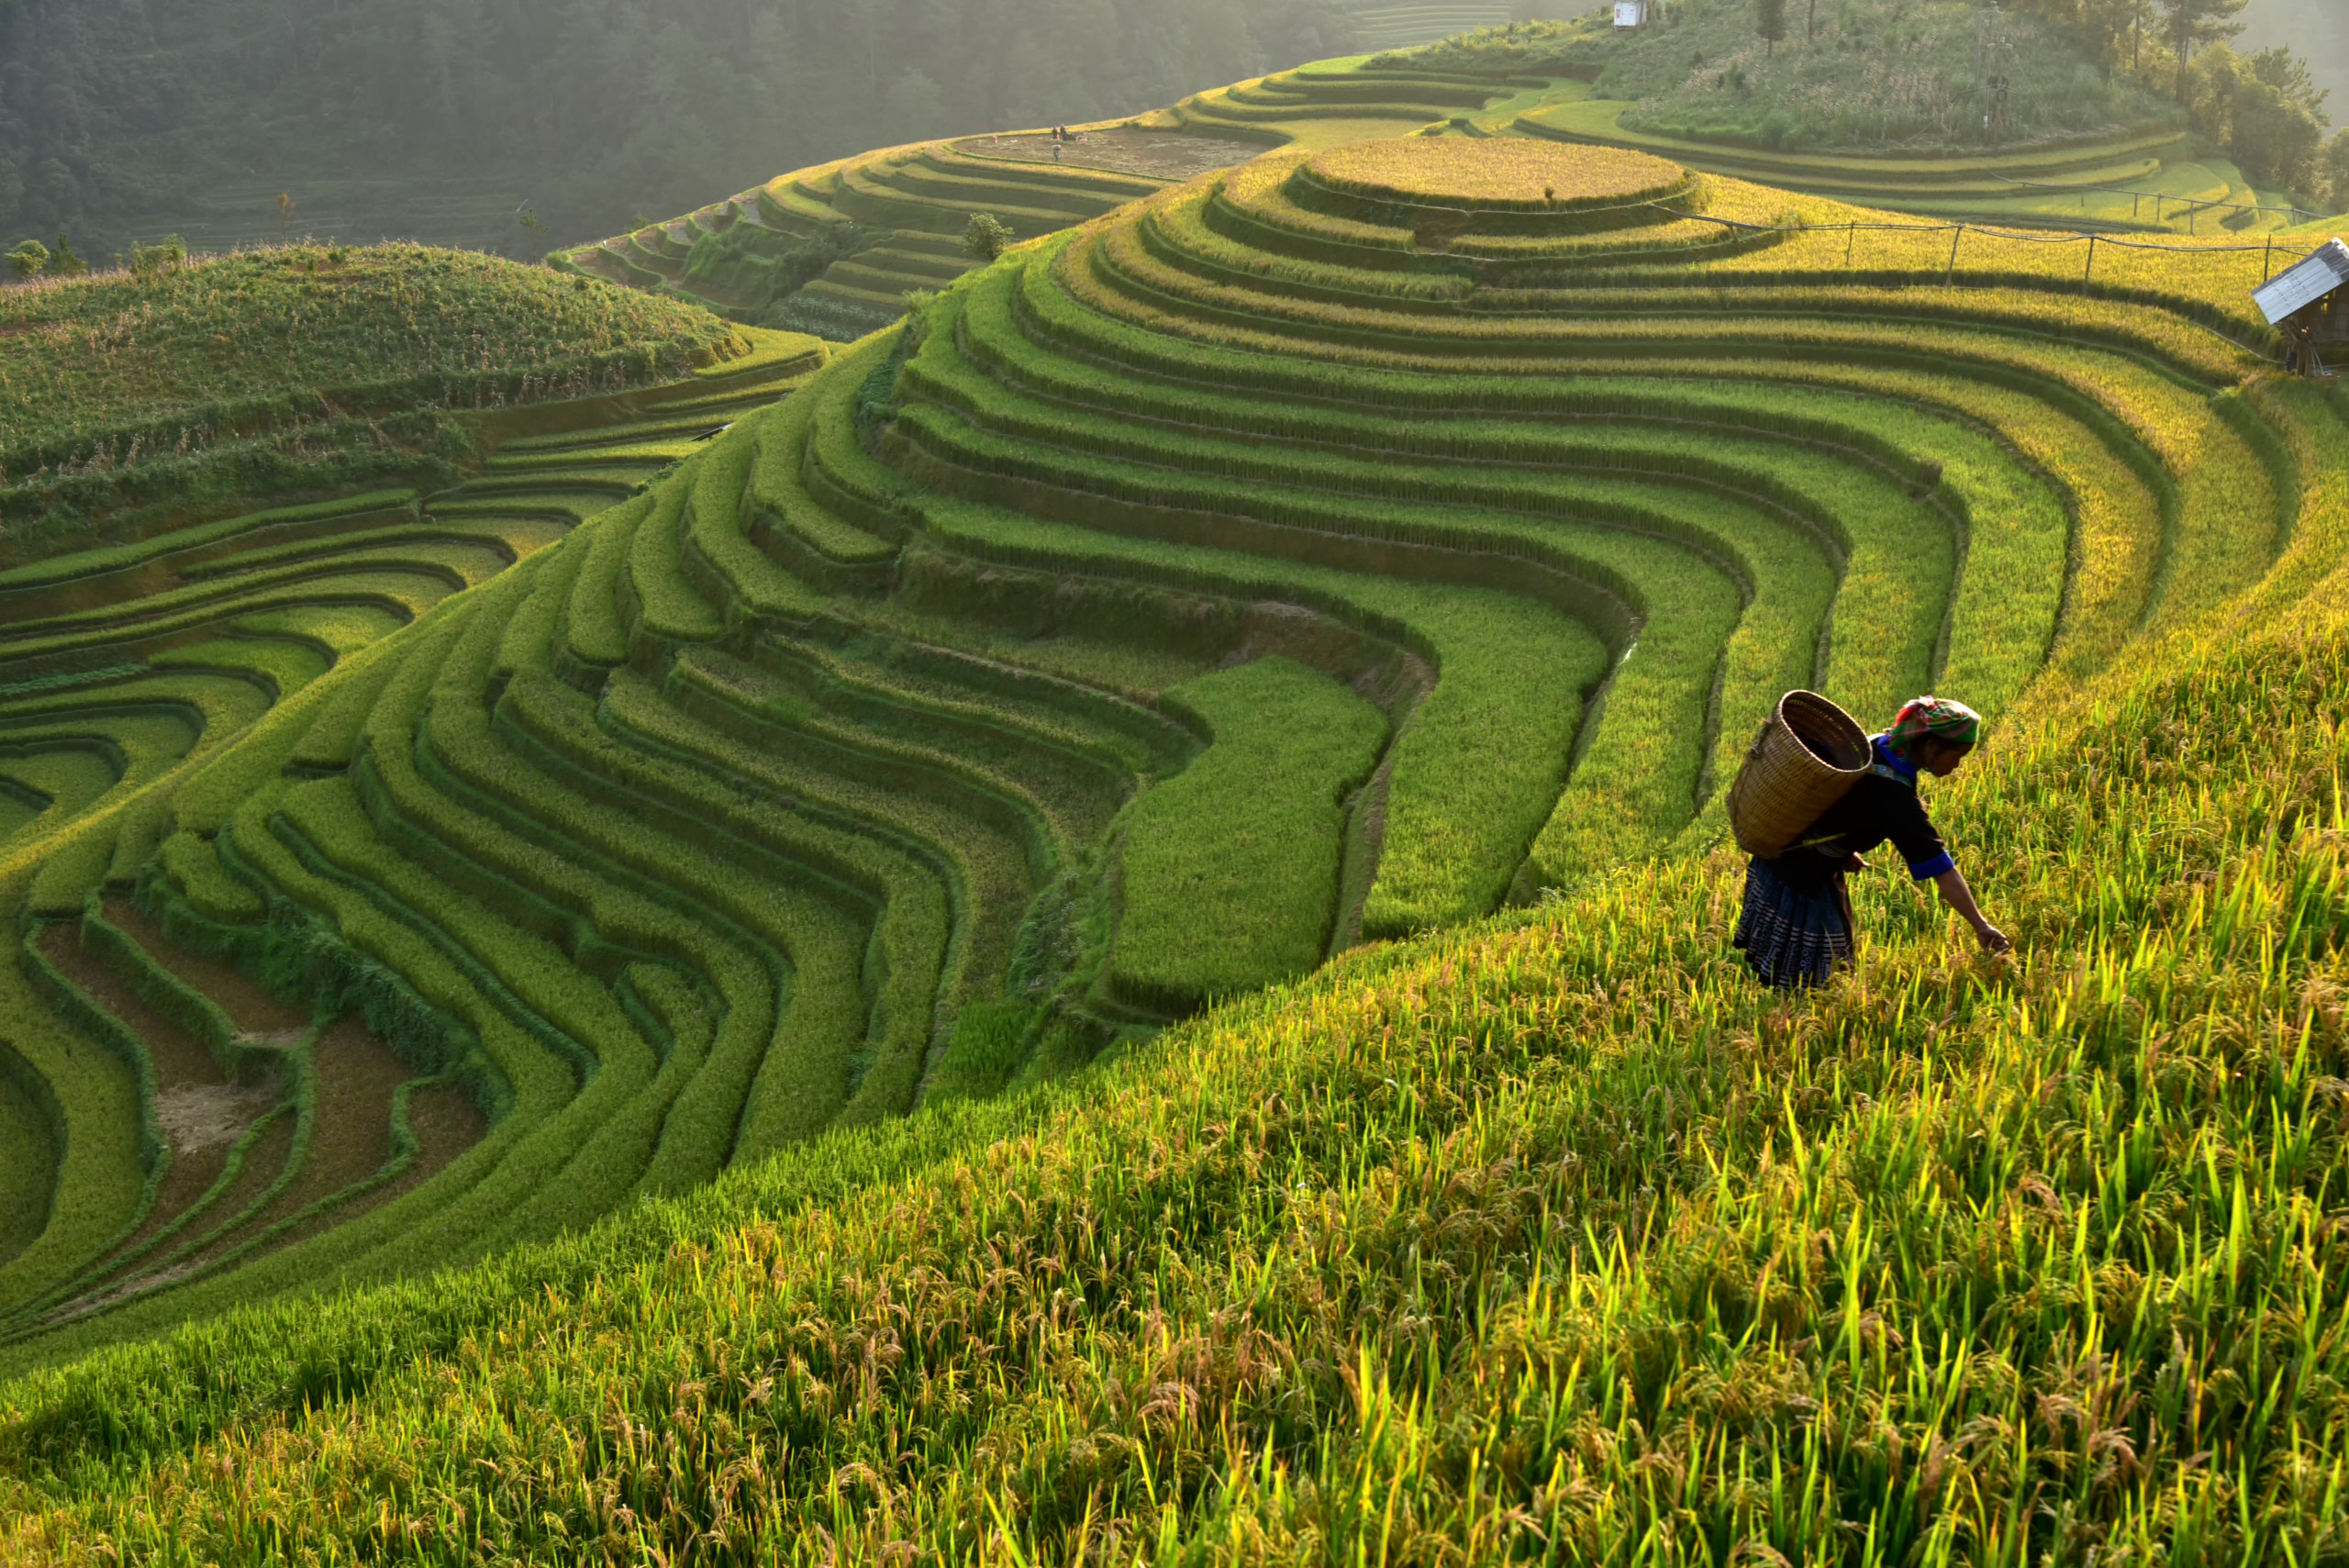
[1734,695,2010,988]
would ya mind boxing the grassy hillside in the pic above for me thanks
[1601,0,2171,151]
[0,245,743,543]
[2,51,2348,1559]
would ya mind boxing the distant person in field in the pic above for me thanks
[1733,695,2010,988]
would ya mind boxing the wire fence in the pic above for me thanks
[1985,172,2327,227]
[1652,205,2317,289]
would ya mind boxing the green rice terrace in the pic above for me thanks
[5,40,2349,1563]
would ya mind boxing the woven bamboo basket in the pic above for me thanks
[1724,690,1872,860]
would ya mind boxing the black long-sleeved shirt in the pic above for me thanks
[1771,735,1955,894]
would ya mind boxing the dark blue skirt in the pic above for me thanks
[1733,856,1853,989]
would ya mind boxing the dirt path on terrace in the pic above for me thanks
[957,128,1265,181]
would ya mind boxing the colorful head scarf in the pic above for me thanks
[1887,695,1982,753]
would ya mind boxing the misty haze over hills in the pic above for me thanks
[0,0,1353,261]
[2242,0,2349,128]
[3,0,2343,269]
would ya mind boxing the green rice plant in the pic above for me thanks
[678,408,837,624]
[1213,157,1756,272]
[982,257,2065,719]
[2,915,166,1302]
[151,831,262,925]
[905,492,1610,936]
[943,264,1965,720]
[1174,85,1483,125]
[682,326,825,385]
[232,604,409,662]
[0,908,150,1320]
[742,378,898,571]
[0,571,458,667]
[414,699,796,1201]
[621,461,728,651]
[1142,183,1478,304]
[174,517,559,581]
[1108,657,1386,1012]
[18,503,2349,1549]
[1097,206,2262,384]
[0,539,500,647]
[1043,228,2171,678]
[798,332,921,542]
[668,646,1063,882]
[928,144,1161,202]
[491,673,877,1157]
[190,780,589,1290]
[0,492,419,592]
[0,1069,57,1273]
[560,490,656,674]
[888,332,1840,883]
[799,616,1205,782]
[149,638,330,701]
[584,673,962,1125]
[879,156,1142,221]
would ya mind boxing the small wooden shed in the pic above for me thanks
[2253,238,2349,376]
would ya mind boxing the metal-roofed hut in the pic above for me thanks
[2254,239,2349,377]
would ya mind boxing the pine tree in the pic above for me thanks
[2161,0,2247,95]
[1757,0,1787,55]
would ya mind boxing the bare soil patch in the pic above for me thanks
[34,920,287,1263]
[103,896,311,1034]
[956,128,1265,182]
[153,1084,280,1154]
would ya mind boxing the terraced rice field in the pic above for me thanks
[1347,2,1530,51]
[554,56,1583,342]
[10,36,2349,1553]
[0,78,2328,1378]
[0,331,824,1346]
[559,137,1212,340]
[1520,95,2303,233]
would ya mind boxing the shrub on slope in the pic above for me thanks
[0,384,2344,1560]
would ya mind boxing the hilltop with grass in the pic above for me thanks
[3,39,2349,1562]
[0,243,745,556]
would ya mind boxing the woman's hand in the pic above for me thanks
[1932,868,2012,957]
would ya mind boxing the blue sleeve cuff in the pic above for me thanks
[1908,851,1956,882]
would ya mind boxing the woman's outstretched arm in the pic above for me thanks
[1932,867,2010,953]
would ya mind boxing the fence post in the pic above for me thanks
[2262,236,2275,283]
[2083,233,2096,291]
[1845,219,1857,271]
[1945,224,1964,285]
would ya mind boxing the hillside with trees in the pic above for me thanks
[1384,0,2349,211]
[2241,0,2348,129]
[0,0,1353,262]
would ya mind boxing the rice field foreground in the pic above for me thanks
[4,389,2348,1558]
[3,51,2349,1562]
